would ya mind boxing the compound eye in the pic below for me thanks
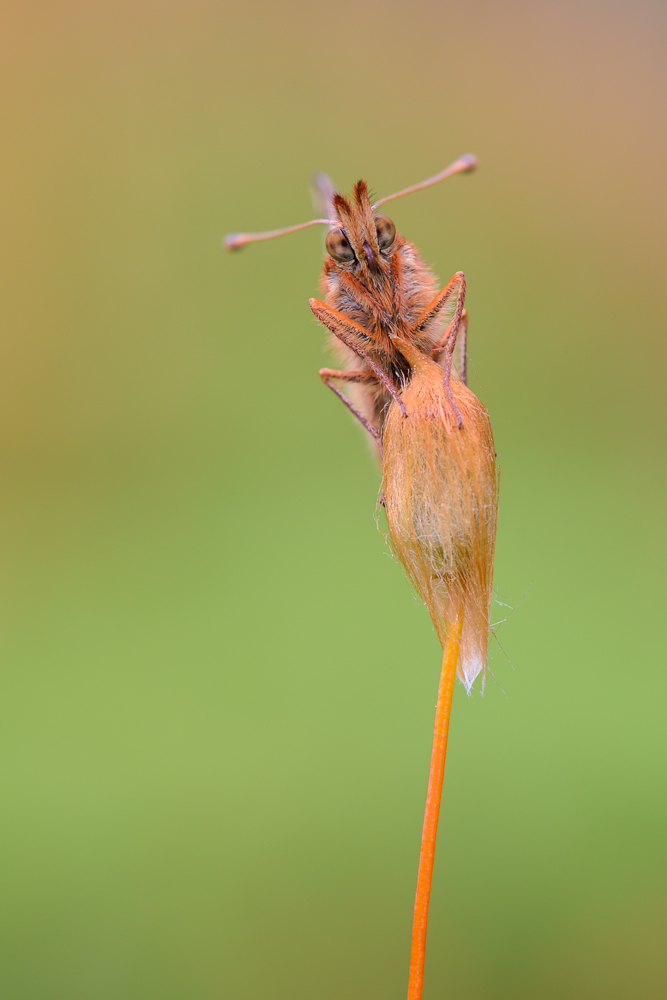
[374,214,396,251]
[325,228,355,263]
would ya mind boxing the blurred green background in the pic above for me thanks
[1,1,666,997]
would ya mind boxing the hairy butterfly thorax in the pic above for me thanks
[317,179,446,435]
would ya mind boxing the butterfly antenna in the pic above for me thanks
[371,153,479,210]
[224,217,338,251]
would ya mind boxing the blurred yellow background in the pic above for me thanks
[1,1,666,997]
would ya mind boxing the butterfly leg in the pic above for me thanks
[432,308,468,386]
[442,333,464,429]
[456,309,468,386]
[411,271,465,335]
[419,274,466,427]
[310,299,407,417]
[319,368,382,451]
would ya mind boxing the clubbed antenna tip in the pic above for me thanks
[223,233,245,251]
[372,153,480,209]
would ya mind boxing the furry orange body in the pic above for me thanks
[318,181,443,430]
[310,179,467,447]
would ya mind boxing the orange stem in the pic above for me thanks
[407,612,464,1000]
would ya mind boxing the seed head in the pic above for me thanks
[382,345,498,693]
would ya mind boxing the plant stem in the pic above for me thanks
[407,612,463,1000]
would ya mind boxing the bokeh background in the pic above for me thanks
[2,0,666,997]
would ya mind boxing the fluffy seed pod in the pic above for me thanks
[382,344,498,693]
